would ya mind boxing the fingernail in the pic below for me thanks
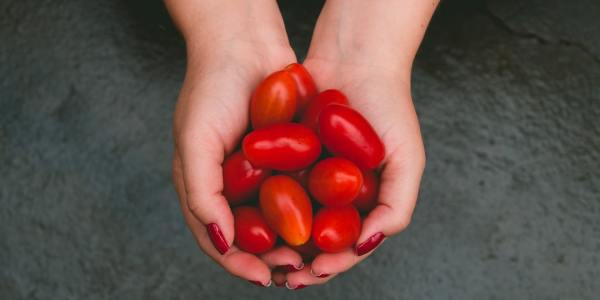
[309,268,329,278]
[285,282,307,290]
[206,223,229,255]
[248,280,271,287]
[275,281,286,287]
[282,262,304,272]
[355,232,385,256]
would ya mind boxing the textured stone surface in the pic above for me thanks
[1,0,599,299]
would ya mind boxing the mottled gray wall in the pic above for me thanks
[1,0,598,299]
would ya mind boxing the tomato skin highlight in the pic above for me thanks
[308,158,363,207]
[318,104,385,170]
[233,206,277,254]
[312,205,362,253]
[250,70,297,129]
[222,151,271,206]
[242,123,321,171]
[259,175,313,246]
[301,89,349,132]
[353,169,379,213]
[284,63,318,116]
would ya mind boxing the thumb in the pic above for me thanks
[177,127,235,254]
[355,144,426,256]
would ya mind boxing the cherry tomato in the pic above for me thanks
[318,104,385,169]
[242,123,321,171]
[259,175,313,246]
[308,157,363,207]
[233,206,277,254]
[250,70,297,129]
[222,151,271,206]
[353,169,379,212]
[284,63,317,116]
[282,167,311,188]
[301,89,349,131]
[312,205,362,253]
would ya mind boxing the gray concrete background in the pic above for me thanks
[1,0,599,299]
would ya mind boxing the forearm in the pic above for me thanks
[164,0,291,59]
[307,0,439,74]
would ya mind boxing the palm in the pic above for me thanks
[282,59,425,286]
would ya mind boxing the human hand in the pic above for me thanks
[166,0,304,286]
[283,0,436,288]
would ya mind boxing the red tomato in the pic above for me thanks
[353,169,379,212]
[250,70,297,129]
[222,151,271,206]
[318,104,385,169]
[282,167,311,188]
[284,63,317,116]
[259,175,313,246]
[308,157,363,207]
[301,89,349,131]
[242,123,321,171]
[233,206,277,254]
[312,205,362,253]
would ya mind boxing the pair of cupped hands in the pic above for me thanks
[169,0,428,289]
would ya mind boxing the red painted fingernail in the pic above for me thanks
[206,223,229,255]
[355,232,385,256]
[282,263,304,272]
[286,282,307,290]
[310,269,329,278]
[275,281,286,287]
[248,280,271,287]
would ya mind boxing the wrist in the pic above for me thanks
[166,0,294,70]
[306,0,438,75]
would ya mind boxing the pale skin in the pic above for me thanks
[165,0,438,288]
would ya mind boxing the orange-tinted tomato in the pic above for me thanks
[312,205,362,253]
[242,123,321,171]
[318,104,385,170]
[222,151,271,206]
[284,63,317,116]
[353,169,379,213]
[259,175,313,246]
[250,70,297,129]
[308,158,363,207]
[233,206,277,254]
[301,89,349,131]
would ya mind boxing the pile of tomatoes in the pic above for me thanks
[223,63,384,260]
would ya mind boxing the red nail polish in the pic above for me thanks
[317,273,330,278]
[355,232,385,256]
[275,281,286,287]
[282,263,304,273]
[206,223,229,255]
[248,280,269,287]
[285,282,307,290]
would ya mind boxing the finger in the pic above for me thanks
[356,140,426,256]
[175,126,236,254]
[272,271,287,288]
[260,246,304,271]
[285,264,338,288]
[308,248,368,277]
[173,152,272,285]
